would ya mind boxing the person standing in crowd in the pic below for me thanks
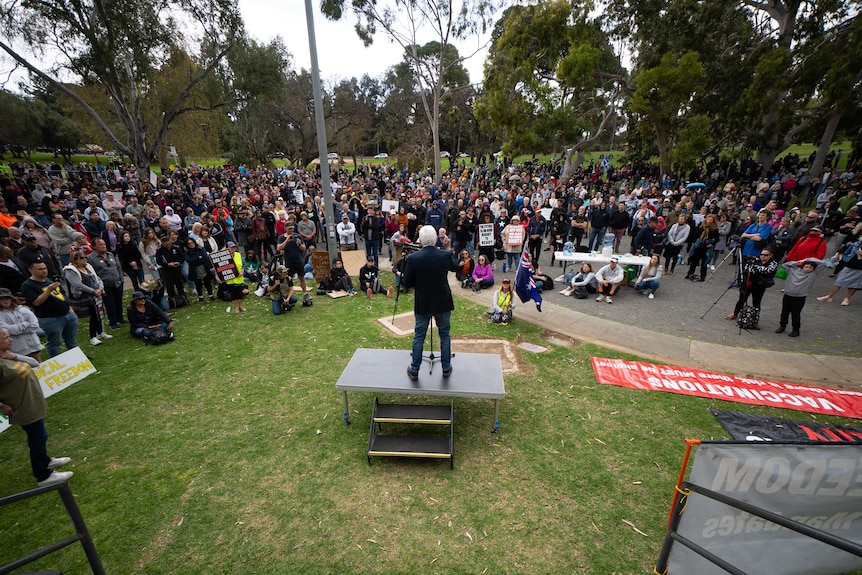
[20,262,78,358]
[729,246,779,323]
[663,213,690,275]
[776,258,823,337]
[360,205,382,267]
[155,234,185,300]
[0,327,73,486]
[816,236,862,307]
[277,222,309,296]
[65,251,111,346]
[48,212,81,267]
[588,199,610,252]
[221,241,247,314]
[403,225,459,380]
[87,238,126,330]
[685,214,719,281]
[0,287,43,361]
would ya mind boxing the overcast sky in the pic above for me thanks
[237,0,490,85]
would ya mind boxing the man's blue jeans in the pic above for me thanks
[271,295,298,315]
[588,228,606,252]
[38,311,79,358]
[410,311,451,373]
[133,322,170,338]
[364,238,380,267]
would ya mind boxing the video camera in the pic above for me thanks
[401,242,421,255]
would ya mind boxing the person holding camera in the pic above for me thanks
[21,261,78,358]
[277,223,308,296]
[267,265,298,315]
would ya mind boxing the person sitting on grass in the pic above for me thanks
[595,256,624,304]
[329,259,356,295]
[488,277,515,324]
[267,265,298,314]
[358,255,392,300]
[470,254,494,291]
[127,291,174,341]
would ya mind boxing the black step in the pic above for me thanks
[368,434,452,459]
[373,403,452,424]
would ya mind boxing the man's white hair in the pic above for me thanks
[418,225,437,247]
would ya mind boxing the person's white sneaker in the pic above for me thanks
[89,337,102,346]
[98,332,113,339]
[595,294,604,302]
[606,296,613,304]
[37,470,73,487]
[48,457,72,469]
[648,293,655,299]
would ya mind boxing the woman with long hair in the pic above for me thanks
[634,254,663,298]
[138,227,161,281]
[63,251,111,346]
[686,213,719,281]
[117,231,144,291]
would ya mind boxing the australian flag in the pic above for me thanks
[515,245,542,312]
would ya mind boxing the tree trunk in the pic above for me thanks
[810,107,843,180]
[655,125,670,176]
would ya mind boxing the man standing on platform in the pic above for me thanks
[403,225,459,380]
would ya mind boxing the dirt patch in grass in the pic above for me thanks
[451,336,529,374]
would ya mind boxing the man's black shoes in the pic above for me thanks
[406,367,419,381]
[442,367,452,378]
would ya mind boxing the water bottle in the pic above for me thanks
[502,263,507,273]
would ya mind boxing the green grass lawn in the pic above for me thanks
[1,279,859,574]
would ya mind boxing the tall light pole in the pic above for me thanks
[303,0,338,268]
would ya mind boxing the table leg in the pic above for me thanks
[342,391,351,425]
[492,399,500,434]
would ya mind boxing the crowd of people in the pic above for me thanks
[0,152,860,485]
[0,154,857,336]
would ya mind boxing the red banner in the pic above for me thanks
[591,357,862,419]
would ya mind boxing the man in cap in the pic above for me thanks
[336,213,356,248]
[266,264,297,315]
[357,255,392,300]
[16,233,61,280]
[594,256,624,304]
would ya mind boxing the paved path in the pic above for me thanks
[402,248,862,390]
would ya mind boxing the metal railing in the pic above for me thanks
[0,481,105,575]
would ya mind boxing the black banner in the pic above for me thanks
[710,408,862,443]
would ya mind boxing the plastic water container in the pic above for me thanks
[563,242,574,256]
[601,234,614,256]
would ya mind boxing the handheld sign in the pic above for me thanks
[478,223,495,247]
[209,249,239,282]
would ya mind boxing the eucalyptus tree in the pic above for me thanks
[0,0,254,171]
[479,1,628,179]
[320,0,495,184]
